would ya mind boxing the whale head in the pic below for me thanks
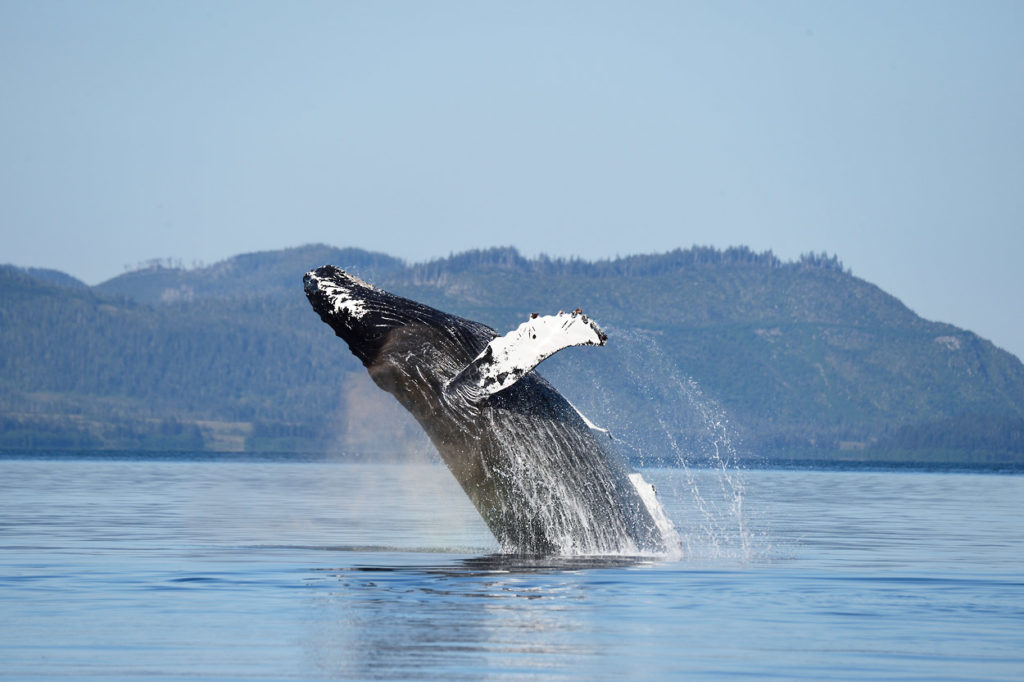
[303,265,396,366]
[304,264,495,414]
[304,264,482,373]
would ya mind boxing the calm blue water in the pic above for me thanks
[1,456,1022,680]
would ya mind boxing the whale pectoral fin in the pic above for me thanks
[446,310,607,401]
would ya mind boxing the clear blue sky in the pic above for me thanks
[2,1,1022,359]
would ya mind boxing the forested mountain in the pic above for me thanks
[94,244,405,304]
[3,245,1022,464]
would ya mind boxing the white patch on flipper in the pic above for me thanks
[628,472,682,554]
[473,311,606,394]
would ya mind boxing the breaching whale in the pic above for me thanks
[304,265,677,555]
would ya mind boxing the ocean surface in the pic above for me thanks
[1,454,1022,681]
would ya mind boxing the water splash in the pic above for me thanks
[480,404,681,557]
[550,326,758,563]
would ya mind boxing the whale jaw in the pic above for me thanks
[303,265,379,322]
[303,266,394,366]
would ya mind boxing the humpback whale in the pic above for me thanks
[304,266,677,555]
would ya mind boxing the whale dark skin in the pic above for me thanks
[303,265,673,555]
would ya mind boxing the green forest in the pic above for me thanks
[3,244,1023,464]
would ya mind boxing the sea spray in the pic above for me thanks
[547,326,758,562]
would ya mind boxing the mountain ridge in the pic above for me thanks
[2,245,1022,463]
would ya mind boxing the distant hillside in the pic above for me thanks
[2,245,1022,464]
[94,244,405,304]
[2,265,88,290]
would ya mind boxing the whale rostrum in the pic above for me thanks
[304,265,679,555]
